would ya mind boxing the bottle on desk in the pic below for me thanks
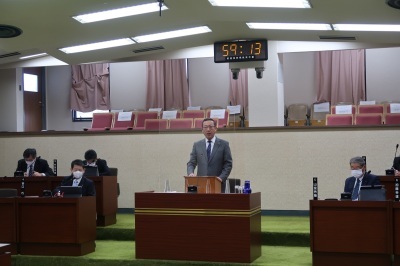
[243,180,252,194]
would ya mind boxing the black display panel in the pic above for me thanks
[214,39,268,63]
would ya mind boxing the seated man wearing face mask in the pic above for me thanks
[344,156,381,201]
[58,159,96,196]
[16,148,55,177]
[83,149,111,176]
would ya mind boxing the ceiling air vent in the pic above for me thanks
[319,36,356,41]
[0,51,21,59]
[386,0,400,9]
[133,46,164,53]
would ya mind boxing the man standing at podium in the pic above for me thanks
[344,156,381,200]
[187,118,233,193]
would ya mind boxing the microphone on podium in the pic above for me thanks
[394,144,399,159]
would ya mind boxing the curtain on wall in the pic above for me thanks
[316,49,365,105]
[70,63,110,112]
[146,59,189,110]
[229,68,248,112]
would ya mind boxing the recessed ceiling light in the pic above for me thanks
[209,0,311,8]
[20,53,48,60]
[332,24,400,32]
[73,3,168,23]
[59,38,135,54]
[132,26,212,43]
[247,23,332,31]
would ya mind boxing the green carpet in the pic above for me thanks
[12,214,312,265]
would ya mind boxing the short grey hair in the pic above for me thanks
[349,156,365,167]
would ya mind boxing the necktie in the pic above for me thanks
[28,164,34,177]
[207,140,212,161]
[73,179,80,187]
[352,178,361,200]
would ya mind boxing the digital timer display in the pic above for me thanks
[214,39,268,63]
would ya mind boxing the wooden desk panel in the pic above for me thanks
[310,200,392,266]
[379,175,395,200]
[0,200,17,254]
[18,197,96,256]
[0,244,11,266]
[394,202,400,266]
[135,192,261,263]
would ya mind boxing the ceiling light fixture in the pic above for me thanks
[20,53,48,60]
[332,24,400,32]
[247,23,332,31]
[59,38,135,54]
[208,0,311,8]
[72,3,168,23]
[132,26,212,43]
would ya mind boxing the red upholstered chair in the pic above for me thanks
[84,112,113,131]
[326,114,353,126]
[206,109,230,128]
[331,105,356,114]
[169,118,193,129]
[384,113,400,125]
[110,112,135,130]
[354,114,383,125]
[144,119,168,130]
[357,104,384,114]
[133,111,159,130]
[182,110,205,119]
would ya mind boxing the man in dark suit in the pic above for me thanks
[58,159,96,196]
[187,118,233,193]
[393,157,400,176]
[16,148,54,176]
[83,149,111,176]
[344,156,381,200]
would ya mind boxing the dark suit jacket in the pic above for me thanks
[187,137,233,192]
[59,175,96,196]
[83,158,110,176]
[16,157,55,176]
[344,172,381,193]
[393,157,400,171]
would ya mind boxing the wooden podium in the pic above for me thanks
[184,176,221,193]
[0,244,11,266]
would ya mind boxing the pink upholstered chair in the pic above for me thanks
[357,104,384,114]
[110,112,135,130]
[133,112,159,130]
[169,118,193,129]
[144,119,168,131]
[84,112,113,131]
[326,114,353,126]
[384,113,400,125]
[354,114,383,125]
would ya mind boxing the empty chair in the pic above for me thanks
[310,102,330,126]
[357,104,384,114]
[84,112,113,131]
[331,105,356,115]
[169,118,193,129]
[144,119,168,130]
[287,104,309,126]
[326,114,353,126]
[354,114,383,125]
[182,110,205,119]
[206,109,230,128]
[134,111,159,130]
[0,188,18,198]
[384,113,400,125]
[111,112,135,130]
[109,167,120,196]
[385,102,400,113]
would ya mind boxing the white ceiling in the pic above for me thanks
[1,0,400,68]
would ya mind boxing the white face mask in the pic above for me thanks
[26,160,34,166]
[351,169,363,178]
[73,171,83,179]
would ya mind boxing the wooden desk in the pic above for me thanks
[379,175,396,200]
[0,176,118,226]
[394,202,400,266]
[0,244,11,266]
[135,192,261,263]
[18,197,96,256]
[310,200,393,266]
[0,199,17,254]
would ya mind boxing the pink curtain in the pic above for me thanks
[70,63,110,112]
[146,59,189,110]
[316,49,365,105]
[229,68,248,112]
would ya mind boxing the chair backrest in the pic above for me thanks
[144,119,168,130]
[0,188,18,198]
[384,113,400,125]
[311,102,330,121]
[169,118,193,129]
[354,114,383,125]
[326,114,353,126]
[287,104,308,120]
[135,112,159,128]
[206,109,230,128]
[88,112,113,130]
[108,167,118,176]
[331,105,356,114]
[111,112,135,130]
[357,104,384,114]
[182,110,205,119]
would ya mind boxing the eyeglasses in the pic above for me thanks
[202,126,215,129]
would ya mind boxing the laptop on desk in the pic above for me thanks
[359,185,386,201]
[84,166,99,177]
[59,186,82,198]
